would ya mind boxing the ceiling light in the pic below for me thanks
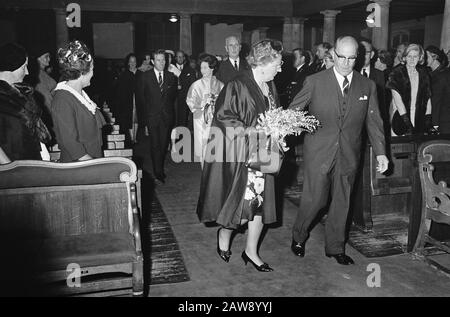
[169,14,178,23]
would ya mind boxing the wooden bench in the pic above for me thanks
[0,157,143,296]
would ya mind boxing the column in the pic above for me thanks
[54,7,69,50]
[258,27,269,40]
[371,0,392,50]
[241,30,252,46]
[283,17,293,51]
[311,27,318,48]
[179,13,192,56]
[292,17,307,49]
[320,10,341,44]
[441,0,450,51]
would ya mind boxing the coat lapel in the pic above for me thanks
[328,69,343,117]
[342,71,361,123]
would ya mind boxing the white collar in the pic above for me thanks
[54,82,97,115]
[154,68,164,78]
[229,57,240,64]
[362,66,371,75]
[333,67,353,92]
[296,63,305,72]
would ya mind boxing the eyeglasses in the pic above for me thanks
[334,49,357,63]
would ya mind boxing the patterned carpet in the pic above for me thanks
[140,175,190,288]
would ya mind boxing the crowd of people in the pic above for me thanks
[1,33,450,272]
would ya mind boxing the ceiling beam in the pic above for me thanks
[0,0,292,17]
[293,0,364,16]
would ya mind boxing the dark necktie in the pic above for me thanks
[362,69,368,77]
[234,60,238,71]
[343,76,349,97]
[158,72,163,92]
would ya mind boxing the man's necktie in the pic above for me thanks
[343,76,349,97]
[362,69,368,77]
[158,72,163,92]
[234,60,238,71]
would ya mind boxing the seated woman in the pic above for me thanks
[0,43,51,162]
[386,43,432,136]
[51,40,106,162]
[186,53,224,166]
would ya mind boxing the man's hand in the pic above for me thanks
[376,155,389,173]
[144,126,149,136]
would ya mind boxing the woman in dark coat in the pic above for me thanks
[386,44,432,135]
[197,40,283,272]
[114,53,137,142]
[51,40,106,162]
[0,43,50,162]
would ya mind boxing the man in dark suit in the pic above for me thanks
[358,40,389,135]
[285,48,312,105]
[174,50,197,128]
[135,49,177,183]
[311,42,332,73]
[289,36,389,265]
[215,35,249,84]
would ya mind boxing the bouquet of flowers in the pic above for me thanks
[203,93,218,124]
[256,107,321,151]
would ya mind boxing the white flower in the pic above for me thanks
[253,177,265,195]
[245,187,256,200]
[256,195,263,207]
[247,171,256,183]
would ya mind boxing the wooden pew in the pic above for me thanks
[0,157,143,297]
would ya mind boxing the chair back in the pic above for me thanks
[417,140,450,225]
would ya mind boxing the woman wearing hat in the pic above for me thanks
[51,40,106,162]
[0,42,51,163]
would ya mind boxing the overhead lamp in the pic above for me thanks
[169,14,178,23]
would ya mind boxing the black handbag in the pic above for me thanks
[392,111,407,136]
[246,134,284,175]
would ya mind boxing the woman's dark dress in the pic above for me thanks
[196,70,280,229]
[51,90,106,162]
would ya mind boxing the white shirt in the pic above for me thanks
[154,68,164,82]
[229,57,240,69]
[361,66,371,78]
[176,63,184,71]
[333,67,354,95]
[296,63,305,72]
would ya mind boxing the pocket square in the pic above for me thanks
[359,95,368,100]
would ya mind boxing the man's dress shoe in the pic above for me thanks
[326,253,355,265]
[291,240,305,257]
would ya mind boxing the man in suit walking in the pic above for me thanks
[174,50,196,128]
[215,35,249,84]
[135,49,177,183]
[289,36,389,265]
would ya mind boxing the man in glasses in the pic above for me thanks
[289,36,389,265]
[216,35,249,84]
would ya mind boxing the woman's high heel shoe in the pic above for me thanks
[217,228,231,263]
[241,251,274,272]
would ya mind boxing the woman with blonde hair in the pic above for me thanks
[197,39,283,272]
[387,43,432,135]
